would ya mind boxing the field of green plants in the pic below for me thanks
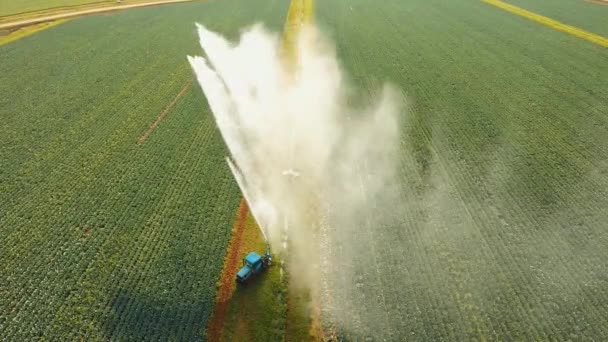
[505,0,608,36]
[318,0,608,340]
[0,0,144,17]
[1,0,607,340]
[0,0,287,340]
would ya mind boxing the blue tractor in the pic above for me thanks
[236,249,272,284]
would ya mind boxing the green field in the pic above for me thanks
[0,0,287,340]
[1,0,608,340]
[318,0,608,340]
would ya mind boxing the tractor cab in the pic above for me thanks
[236,251,271,283]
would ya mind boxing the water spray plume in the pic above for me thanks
[188,22,405,334]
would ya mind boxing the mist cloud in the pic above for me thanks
[188,22,404,334]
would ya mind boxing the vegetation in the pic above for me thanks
[505,0,608,37]
[317,0,608,339]
[0,0,287,340]
[1,0,607,340]
[0,0,148,18]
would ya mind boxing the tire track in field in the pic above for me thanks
[137,79,193,145]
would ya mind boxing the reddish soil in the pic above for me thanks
[206,199,249,342]
[137,79,192,145]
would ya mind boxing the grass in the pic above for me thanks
[316,0,608,339]
[0,0,287,340]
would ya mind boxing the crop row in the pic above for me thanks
[0,0,289,339]
[317,0,608,340]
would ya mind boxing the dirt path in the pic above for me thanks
[584,0,608,5]
[0,0,194,30]
[206,200,249,342]
[137,79,192,145]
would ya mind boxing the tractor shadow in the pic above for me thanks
[102,287,214,340]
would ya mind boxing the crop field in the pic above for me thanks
[1,0,608,340]
[0,0,287,340]
[318,0,608,340]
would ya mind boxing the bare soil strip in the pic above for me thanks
[0,0,194,30]
[206,200,249,342]
[137,79,192,145]
[584,0,608,5]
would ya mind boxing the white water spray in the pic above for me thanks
[188,22,404,331]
